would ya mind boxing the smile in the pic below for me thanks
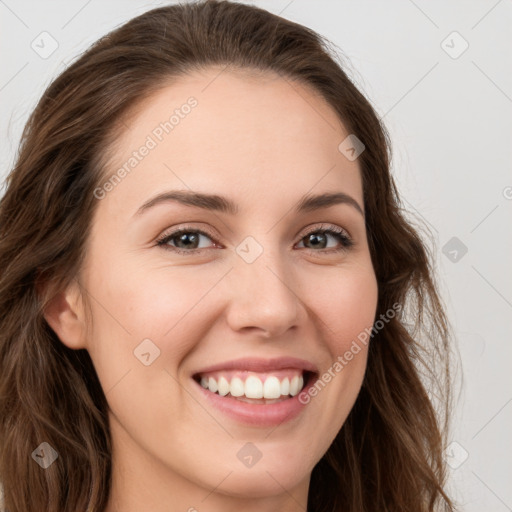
[191,357,318,426]
[195,369,306,402]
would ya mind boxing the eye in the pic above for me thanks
[156,227,219,255]
[296,224,354,253]
[156,223,354,255]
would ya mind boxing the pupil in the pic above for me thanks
[307,233,326,248]
[177,232,198,248]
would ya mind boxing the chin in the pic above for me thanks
[214,469,307,499]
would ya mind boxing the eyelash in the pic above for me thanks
[155,224,354,256]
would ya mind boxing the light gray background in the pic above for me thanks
[1,1,511,510]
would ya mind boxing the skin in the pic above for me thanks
[44,66,378,512]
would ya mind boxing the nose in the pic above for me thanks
[223,248,302,338]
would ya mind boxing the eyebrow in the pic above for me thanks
[135,190,364,217]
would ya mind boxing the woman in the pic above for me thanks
[0,1,455,510]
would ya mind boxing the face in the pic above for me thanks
[60,67,378,507]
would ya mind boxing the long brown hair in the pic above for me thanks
[0,1,455,510]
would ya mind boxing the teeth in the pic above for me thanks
[208,376,218,393]
[198,372,306,400]
[280,377,290,396]
[217,376,230,396]
[290,375,300,396]
[263,376,281,399]
[245,376,263,399]
[230,377,244,397]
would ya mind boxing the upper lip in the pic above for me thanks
[193,356,319,376]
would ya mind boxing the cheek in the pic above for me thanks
[85,248,378,371]
[316,264,378,354]
[84,259,230,371]
[79,245,378,493]
[312,264,377,400]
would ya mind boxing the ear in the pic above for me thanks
[41,278,87,350]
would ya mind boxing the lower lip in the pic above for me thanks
[193,376,314,427]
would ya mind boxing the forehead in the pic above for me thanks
[98,66,363,217]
